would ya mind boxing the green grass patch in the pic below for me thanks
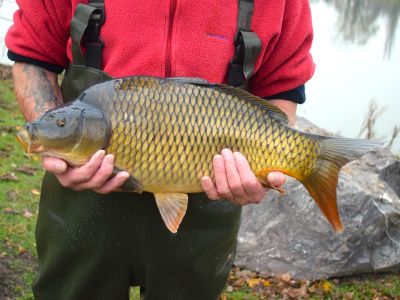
[0,77,42,299]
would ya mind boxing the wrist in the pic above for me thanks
[267,99,297,126]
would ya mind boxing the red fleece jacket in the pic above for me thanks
[5,0,315,98]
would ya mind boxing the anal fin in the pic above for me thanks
[154,193,188,233]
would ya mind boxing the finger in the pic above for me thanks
[233,152,265,203]
[267,171,286,187]
[221,149,247,198]
[73,154,115,191]
[42,156,68,174]
[201,176,221,200]
[62,150,106,186]
[213,153,234,200]
[94,171,130,194]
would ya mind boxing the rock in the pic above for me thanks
[235,117,400,280]
[379,159,400,196]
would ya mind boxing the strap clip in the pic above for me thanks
[84,7,105,47]
[83,3,105,69]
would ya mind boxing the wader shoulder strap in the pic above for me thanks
[61,1,112,103]
[227,0,262,90]
[70,1,105,69]
[85,0,105,70]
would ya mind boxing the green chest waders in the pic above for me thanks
[32,1,260,299]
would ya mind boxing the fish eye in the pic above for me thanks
[57,118,66,128]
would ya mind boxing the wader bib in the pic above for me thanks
[32,1,260,299]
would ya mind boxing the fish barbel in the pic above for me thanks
[15,76,384,233]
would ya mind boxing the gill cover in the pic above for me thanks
[24,101,110,166]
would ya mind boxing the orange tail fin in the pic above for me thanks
[300,137,384,233]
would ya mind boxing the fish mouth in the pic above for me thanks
[15,128,43,155]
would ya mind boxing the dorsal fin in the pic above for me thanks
[167,77,289,125]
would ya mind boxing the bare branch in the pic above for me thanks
[386,124,400,149]
[358,99,387,140]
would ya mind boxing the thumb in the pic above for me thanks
[42,156,68,174]
[267,172,286,187]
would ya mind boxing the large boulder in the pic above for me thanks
[235,117,400,280]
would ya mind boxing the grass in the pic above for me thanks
[0,77,43,299]
[0,72,399,299]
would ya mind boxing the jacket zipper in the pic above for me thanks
[165,0,177,77]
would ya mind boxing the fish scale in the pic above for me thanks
[90,77,310,192]
[16,76,384,233]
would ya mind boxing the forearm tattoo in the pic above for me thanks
[22,64,61,114]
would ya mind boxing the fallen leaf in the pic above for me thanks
[0,125,18,133]
[31,189,41,195]
[23,209,33,218]
[297,284,308,298]
[18,245,26,255]
[0,173,19,181]
[6,190,18,201]
[14,166,37,176]
[0,150,9,158]
[343,291,354,299]
[323,281,331,292]
[287,285,308,299]
[281,273,291,283]
[1,145,13,151]
[308,285,317,293]
[248,278,261,289]
[236,270,256,280]
[232,278,246,288]
[4,207,20,215]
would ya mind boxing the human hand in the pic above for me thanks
[42,150,130,194]
[201,149,286,205]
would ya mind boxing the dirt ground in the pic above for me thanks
[0,256,14,300]
[0,64,12,81]
[0,255,21,300]
[0,250,37,300]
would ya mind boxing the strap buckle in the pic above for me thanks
[228,32,246,87]
[83,5,105,69]
[84,7,105,47]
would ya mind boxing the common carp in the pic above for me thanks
[15,76,384,233]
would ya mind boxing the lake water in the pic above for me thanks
[302,0,400,154]
[1,0,399,154]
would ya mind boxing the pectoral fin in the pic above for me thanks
[154,193,188,233]
[111,166,143,193]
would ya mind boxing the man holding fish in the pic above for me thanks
[6,0,316,299]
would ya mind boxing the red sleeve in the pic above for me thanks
[250,0,315,98]
[5,0,75,70]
